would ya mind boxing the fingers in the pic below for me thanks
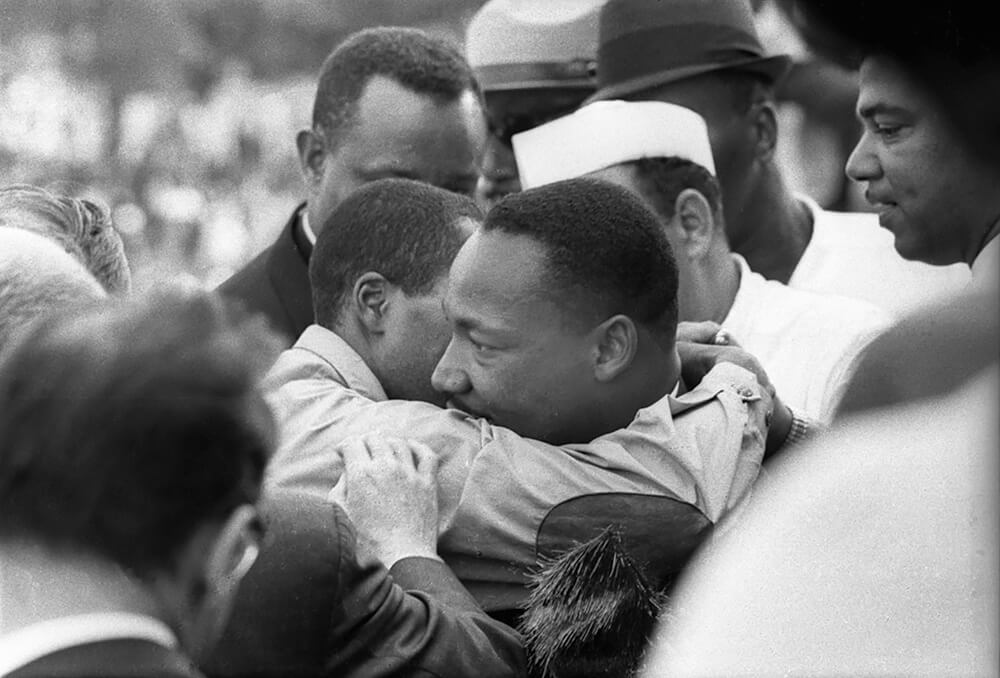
[677,321,722,344]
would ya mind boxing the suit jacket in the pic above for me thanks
[216,206,313,346]
[205,490,525,678]
[7,639,202,678]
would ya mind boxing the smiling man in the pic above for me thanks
[218,27,488,343]
[846,53,1000,281]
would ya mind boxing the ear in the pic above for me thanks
[201,504,261,594]
[351,272,392,334]
[593,314,638,382]
[673,188,717,260]
[296,128,327,187]
[158,503,261,660]
[750,101,778,162]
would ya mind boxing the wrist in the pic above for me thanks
[379,547,442,570]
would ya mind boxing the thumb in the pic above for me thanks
[676,320,723,344]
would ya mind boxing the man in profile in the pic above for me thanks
[218,26,488,343]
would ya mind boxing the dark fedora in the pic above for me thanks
[588,0,793,103]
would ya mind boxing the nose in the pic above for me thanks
[431,340,471,396]
[845,131,880,183]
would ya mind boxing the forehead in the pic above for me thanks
[338,76,486,170]
[857,56,928,116]
[446,229,552,319]
[586,164,640,194]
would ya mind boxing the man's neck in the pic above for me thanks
[0,542,161,635]
[729,175,812,284]
[680,247,742,324]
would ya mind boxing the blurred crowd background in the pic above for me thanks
[0,0,868,292]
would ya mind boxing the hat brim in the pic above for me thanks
[584,54,792,104]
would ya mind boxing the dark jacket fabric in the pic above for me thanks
[8,639,203,678]
[216,205,313,346]
[206,490,526,678]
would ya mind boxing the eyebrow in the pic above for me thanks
[857,102,911,120]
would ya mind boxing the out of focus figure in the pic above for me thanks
[0,293,279,677]
[0,184,132,295]
[0,227,105,346]
[465,0,603,208]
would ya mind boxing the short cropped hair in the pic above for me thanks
[0,291,282,578]
[484,177,679,337]
[312,27,482,148]
[626,157,723,222]
[310,178,483,327]
[0,184,132,294]
[0,227,105,346]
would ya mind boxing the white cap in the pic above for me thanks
[466,0,603,90]
[512,100,716,189]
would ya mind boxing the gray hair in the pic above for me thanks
[0,227,106,348]
[0,184,132,295]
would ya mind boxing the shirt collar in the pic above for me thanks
[718,253,755,329]
[293,325,389,401]
[0,612,177,675]
[300,209,317,248]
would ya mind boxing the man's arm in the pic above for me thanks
[207,437,525,678]
[677,321,820,457]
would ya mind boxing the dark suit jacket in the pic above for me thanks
[216,206,313,346]
[206,490,525,678]
[8,639,202,678]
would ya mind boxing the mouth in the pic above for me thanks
[447,398,491,421]
[865,192,899,225]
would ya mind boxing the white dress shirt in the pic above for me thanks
[789,195,971,318]
[723,254,891,423]
[0,612,177,676]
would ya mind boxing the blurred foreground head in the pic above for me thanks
[521,527,664,678]
[0,184,132,294]
[0,290,283,661]
[0,227,106,347]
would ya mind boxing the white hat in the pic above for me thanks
[512,100,716,189]
[465,0,603,91]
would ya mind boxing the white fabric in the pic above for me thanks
[971,235,999,293]
[642,362,999,678]
[300,209,316,248]
[466,0,603,67]
[0,612,177,675]
[788,195,971,318]
[512,100,716,189]
[723,254,890,423]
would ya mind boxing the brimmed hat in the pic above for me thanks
[588,0,793,103]
[465,0,604,91]
[512,100,716,189]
